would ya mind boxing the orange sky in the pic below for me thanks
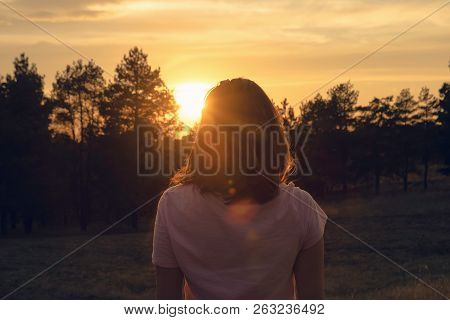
[1,0,449,110]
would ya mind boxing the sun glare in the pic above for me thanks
[174,82,213,126]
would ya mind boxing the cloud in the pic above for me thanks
[5,0,121,20]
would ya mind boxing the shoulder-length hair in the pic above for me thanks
[171,78,292,203]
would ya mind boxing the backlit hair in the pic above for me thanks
[171,78,292,203]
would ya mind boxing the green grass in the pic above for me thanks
[0,232,156,299]
[322,185,450,299]
[1,186,449,299]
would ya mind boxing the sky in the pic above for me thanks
[0,0,449,110]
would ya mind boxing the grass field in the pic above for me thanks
[1,184,449,299]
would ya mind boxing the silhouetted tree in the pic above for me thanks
[0,75,7,235]
[100,47,180,229]
[297,94,332,195]
[354,96,394,193]
[49,60,105,230]
[0,54,48,234]
[297,82,358,194]
[327,82,358,131]
[392,89,417,192]
[438,82,450,175]
[327,82,358,192]
[412,87,440,189]
[276,98,297,129]
[103,47,179,134]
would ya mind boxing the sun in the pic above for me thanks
[174,82,213,126]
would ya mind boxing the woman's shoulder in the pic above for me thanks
[162,183,196,197]
[160,183,199,204]
[279,182,315,205]
[159,183,207,211]
[278,182,325,217]
[279,182,327,225]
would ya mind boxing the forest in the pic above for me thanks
[1,47,449,236]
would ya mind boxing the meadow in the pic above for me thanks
[1,181,449,299]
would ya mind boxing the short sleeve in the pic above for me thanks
[152,192,179,268]
[300,191,328,250]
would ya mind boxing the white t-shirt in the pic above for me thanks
[152,182,327,299]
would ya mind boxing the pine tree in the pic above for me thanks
[393,89,417,192]
[354,96,394,193]
[438,83,450,174]
[50,60,105,230]
[100,47,180,229]
[413,87,440,189]
[1,54,48,234]
[102,47,180,135]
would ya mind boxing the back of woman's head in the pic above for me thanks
[172,78,292,203]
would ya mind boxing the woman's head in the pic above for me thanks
[172,78,292,203]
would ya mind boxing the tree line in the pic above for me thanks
[276,81,450,196]
[1,48,449,235]
[0,48,180,235]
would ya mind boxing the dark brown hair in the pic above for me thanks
[171,78,292,203]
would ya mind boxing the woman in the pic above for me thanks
[152,78,327,299]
